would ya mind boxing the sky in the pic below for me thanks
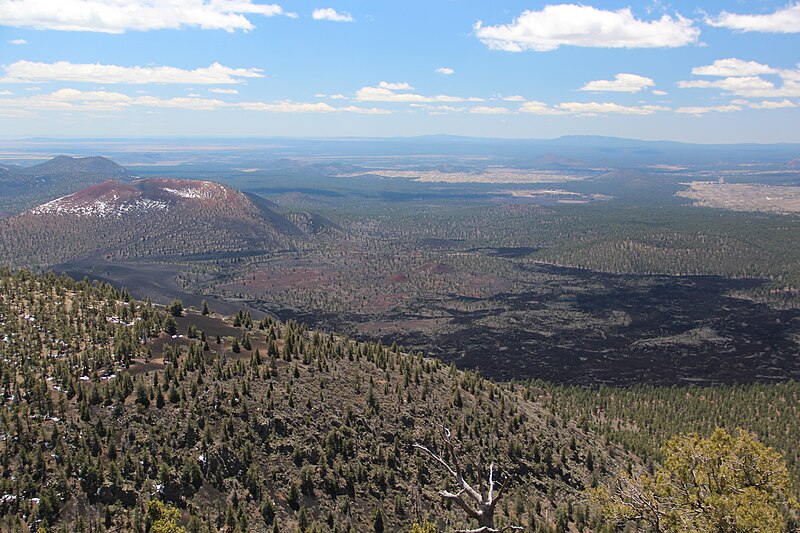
[0,0,799,142]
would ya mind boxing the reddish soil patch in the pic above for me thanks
[385,273,408,283]
[418,263,452,274]
[358,318,447,335]
[176,313,240,339]
[218,267,339,293]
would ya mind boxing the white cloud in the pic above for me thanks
[239,101,336,112]
[708,3,800,33]
[678,75,800,98]
[209,88,239,94]
[681,58,800,98]
[312,8,353,22]
[0,88,389,114]
[675,104,742,115]
[0,88,134,111]
[519,100,667,115]
[0,61,263,85]
[733,99,797,110]
[0,90,12,95]
[9,38,26,44]
[378,81,413,90]
[503,95,526,102]
[0,0,295,33]
[411,104,466,114]
[557,101,667,115]
[470,106,511,115]
[475,5,699,52]
[519,100,565,115]
[580,73,655,93]
[338,105,391,115]
[136,95,226,110]
[652,90,668,96]
[355,83,483,103]
[692,58,778,77]
[435,67,454,75]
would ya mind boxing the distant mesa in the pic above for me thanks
[0,155,133,214]
[19,155,129,178]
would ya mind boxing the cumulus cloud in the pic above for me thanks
[707,3,800,33]
[742,99,797,109]
[0,0,295,33]
[652,90,668,96]
[519,99,667,115]
[470,106,511,115]
[502,95,526,102]
[9,38,27,44]
[0,88,135,111]
[675,104,742,115]
[558,101,667,115]
[692,58,778,77]
[679,73,800,98]
[355,83,483,103]
[378,81,413,90]
[0,61,264,84]
[475,4,699,52]
[0,88,389,114]
[312,8,353,22]
[209,88,239,94]
[678,76,777,94]
[519,100,565,115]
[136,95,226,110]
[580,73,655,93]
[435,67,454,75]
[680,58,800,98]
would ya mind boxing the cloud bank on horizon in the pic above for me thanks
[0,0,798,142]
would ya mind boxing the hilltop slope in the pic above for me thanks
[0,178,304,266]
[0,267,633,532]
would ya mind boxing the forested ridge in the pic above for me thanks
[0,268,636,532]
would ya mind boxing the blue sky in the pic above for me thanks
[0,0,798,142]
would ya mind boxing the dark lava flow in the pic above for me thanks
[263,265,800,387]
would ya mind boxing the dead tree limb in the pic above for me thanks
[413,427,523,533]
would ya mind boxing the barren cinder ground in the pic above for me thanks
[678,181,800,214]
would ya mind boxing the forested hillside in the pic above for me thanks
[0,179,303,266]
[0,268,633,532]
[539,381,800,500]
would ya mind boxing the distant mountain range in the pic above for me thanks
[0,177,306,267]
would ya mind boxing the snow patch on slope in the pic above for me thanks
[31,195,168,218]
[161,182,225,200]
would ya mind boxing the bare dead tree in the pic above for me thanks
[414,427,523,533]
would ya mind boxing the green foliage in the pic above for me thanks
[541,380,800,498]
[593,428,797,532]
[147,500,186,533]
[373,508,385,533]
[163,315,178,335]
[167,300,184,317]
[408,522,437,533]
